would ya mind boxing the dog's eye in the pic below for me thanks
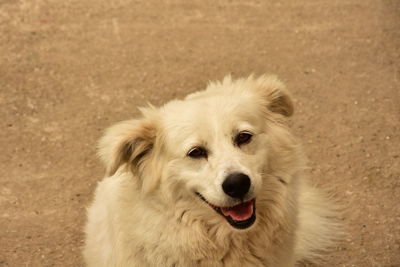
[235,132,253,146]
[187,147,207,158]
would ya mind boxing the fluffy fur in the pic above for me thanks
[83,75,341,267]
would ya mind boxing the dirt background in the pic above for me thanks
[1,0,399,266]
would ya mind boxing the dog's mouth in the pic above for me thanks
[195,193,256,230]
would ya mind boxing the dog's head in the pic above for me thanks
[99,75,299,230]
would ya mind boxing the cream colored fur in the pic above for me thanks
[83,75,341,267]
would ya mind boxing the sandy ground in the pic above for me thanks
[0,0,399,266]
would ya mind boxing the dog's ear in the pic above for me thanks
[252,75,294,117]
[97,118,157,177]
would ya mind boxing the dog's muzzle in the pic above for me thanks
[195,192,256,230]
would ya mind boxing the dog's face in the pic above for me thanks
[160,88,272,229]
[98,75,295,230]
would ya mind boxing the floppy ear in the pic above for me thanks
[97,118,157,177]
[253,75,294,117]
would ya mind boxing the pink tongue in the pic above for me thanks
[221,201,253,221]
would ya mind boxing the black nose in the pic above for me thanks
[222,172,251,199]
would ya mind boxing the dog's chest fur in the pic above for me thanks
[114,176,296,267]
[122,218,294,267]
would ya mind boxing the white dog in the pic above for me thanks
[83,75,341,267]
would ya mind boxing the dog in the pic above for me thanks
[83,75,341,267]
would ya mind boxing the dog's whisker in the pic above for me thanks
[178,209,189,222]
